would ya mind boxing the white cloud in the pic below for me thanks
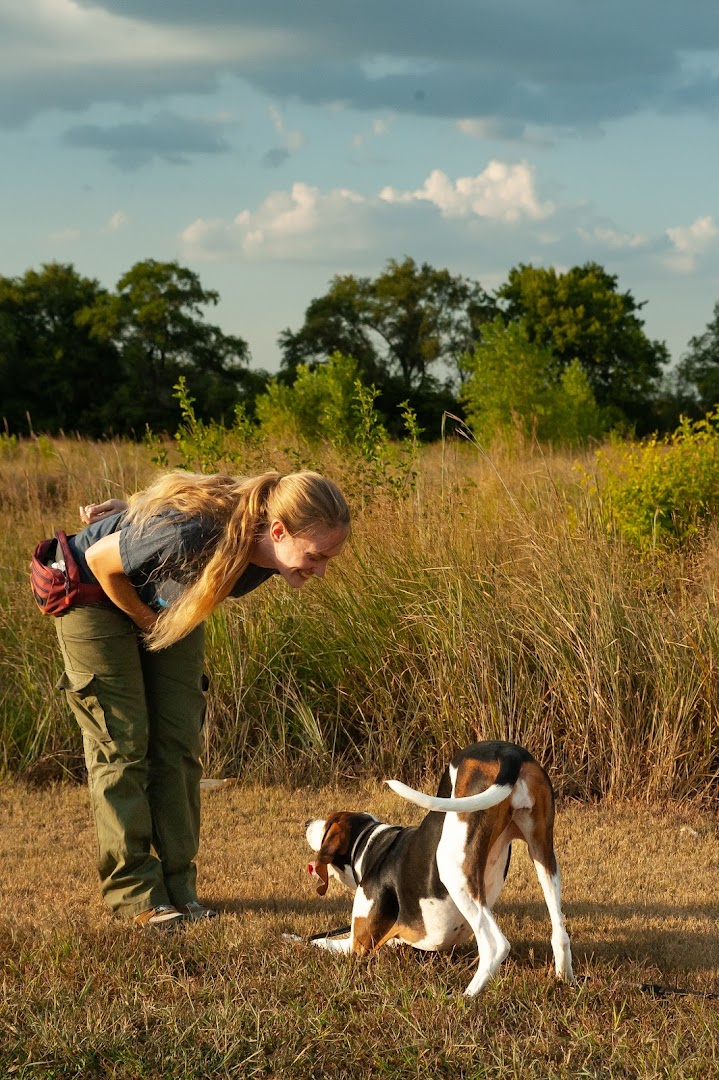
[456,118,494,139]
[106,210,129,231]
[179,165,711,295]
[180,163,558,263]
[181,182,372,260]
[578,225,649,250]
[455,116,554,146]
[664,215,719,272]
[263,105,305,167]
[380,162,554,223]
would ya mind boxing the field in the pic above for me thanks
[2,432,718,801]
[1,432,718,1077]
[1,781,718,1079]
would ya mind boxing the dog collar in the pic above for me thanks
[349,822,379,885]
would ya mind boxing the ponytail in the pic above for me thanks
[136,470,349,651]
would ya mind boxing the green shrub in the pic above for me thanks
[145,377,263,473]
[0,432,19,459]
[596,411,719,550]
[253,356,420,506]
[255,352,361,444]
[551,359,607,446]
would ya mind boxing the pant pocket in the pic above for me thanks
[56,670,112,745]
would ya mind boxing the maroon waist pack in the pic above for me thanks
[30,529,108,615]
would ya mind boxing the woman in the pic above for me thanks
[55,470,350,930]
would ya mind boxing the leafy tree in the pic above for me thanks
[551,359,607,446]
[278,281,384,387]
[279,257,496,434]
[367,256,495,388]
[0,263,120,436]
[79,259,256,432]
[675,300,719,415]
[461,317,606,446]
[496,262,669,431]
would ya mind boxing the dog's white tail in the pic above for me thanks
[385,778,513,812]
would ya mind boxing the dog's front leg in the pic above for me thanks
[293,889,365,954]
[308,887,397,957]
[282,929,354,952]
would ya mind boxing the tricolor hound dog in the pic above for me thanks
[303,741,574,996]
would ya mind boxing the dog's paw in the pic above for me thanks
[281,932,303,943]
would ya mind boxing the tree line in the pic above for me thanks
[1,256,717,443]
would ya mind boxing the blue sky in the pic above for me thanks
[2,0,719,376]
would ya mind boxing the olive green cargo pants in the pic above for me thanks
[55,605,206,919]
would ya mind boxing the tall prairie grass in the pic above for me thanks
[1,431,718,803]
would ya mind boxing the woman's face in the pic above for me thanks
[269,520,348,588]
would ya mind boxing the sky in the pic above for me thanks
[2,0,719,377]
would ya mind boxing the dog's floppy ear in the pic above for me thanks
[307,860,329,895]
[308,817,351,896]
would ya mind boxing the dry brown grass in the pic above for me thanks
[3,434,719,803]
[1,781,718,1078]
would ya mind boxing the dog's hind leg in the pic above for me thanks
[518,813,573,984]
[511,765,574,985]
[437,816,510,996]
[457,904,510,997]
[531,855,573,983]
[484,831,514,909]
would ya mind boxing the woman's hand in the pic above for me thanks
[80,499,129,525]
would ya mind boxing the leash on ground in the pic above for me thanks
[308,925,351,941]
[640,983,719,1001]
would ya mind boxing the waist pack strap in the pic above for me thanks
[55,530,81,588]
[57,530,107,604]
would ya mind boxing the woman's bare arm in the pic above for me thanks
[85,532,157,633]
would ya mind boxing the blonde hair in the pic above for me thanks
[126,470,350,651]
